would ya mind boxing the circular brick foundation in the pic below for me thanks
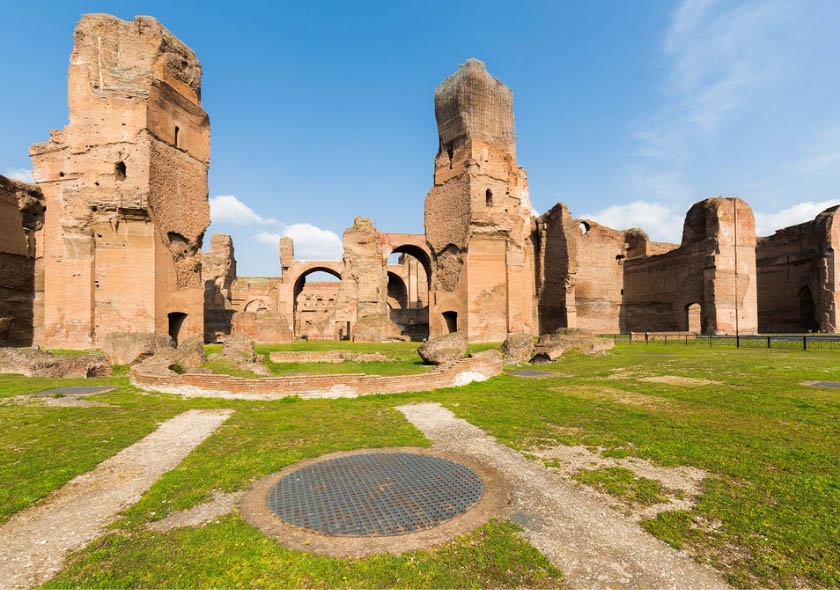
[240,447,510,557]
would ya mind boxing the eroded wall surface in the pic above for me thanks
[623,198,758,334]
[0,175,45,346]
[756,206,840,332]
[30,14,210,348]
[424,59,536,342]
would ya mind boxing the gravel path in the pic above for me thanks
[397,402,729,590]
[0,409,233,589]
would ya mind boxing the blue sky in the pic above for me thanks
[2,0,839,276]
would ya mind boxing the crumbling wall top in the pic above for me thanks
[434,58,515,153]
[71,14,202,104]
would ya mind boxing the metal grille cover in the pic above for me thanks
[33,386,114,396]
[809,381,840,388]
[267,452,484,536]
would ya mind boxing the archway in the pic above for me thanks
[798,286,818,332]
[387,272,408,309]
[292,267,342,340]
[385,246,431,340]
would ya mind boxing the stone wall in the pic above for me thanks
[623,198,758,334]
[535,197,758,335]
[131,354,503,400]
[424,59,536,342]
[756,206,840,332]
[30,14,210,348]
[0,175,45,346]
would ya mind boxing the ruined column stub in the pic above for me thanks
[30,14,210,348]
[279,237,294,276]
[425,59,536,342]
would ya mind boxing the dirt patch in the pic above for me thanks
[147,490,242,533]
[552,385,673,410]
[640,375,721,387]
[531,444,708,521]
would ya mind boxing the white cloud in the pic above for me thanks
[209,194,278,225]
[4,168,34,183]
[581,200,685,243]
[754,200,839,236]
[254,223,342,261]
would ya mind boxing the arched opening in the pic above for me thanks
[686,303,702,333]
[386,245,432,340]
[293,268,342,341]
[244,299,269,313]
[387,272,408,309]
[798,286,818,332]
[442,311,458,334]
[168,312,187,345]
[174,125,180,148]
[485,189,493,207]
[579,221,590,235]
[115,161,126,182]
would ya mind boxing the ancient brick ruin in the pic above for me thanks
[424,59,537,342]
[0,176,44,346]
[756,206,840,332]
[1,15,836,352]
[29,14,210,348]
[203,219,431,343]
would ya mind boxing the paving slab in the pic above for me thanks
[397,402,729,590]
[0,409,233,589]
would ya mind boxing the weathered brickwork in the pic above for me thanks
[756,206,840,332]
[424,59,537,342]
[0,175,45,346]
[8,17,835,350]
[30,14,210,348]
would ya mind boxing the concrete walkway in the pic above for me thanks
[397,402,730,590]
[0,409,233,589]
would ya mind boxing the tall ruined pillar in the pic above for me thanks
[424,59,536,342]
[30,15,210,348]
[683,198,758,334]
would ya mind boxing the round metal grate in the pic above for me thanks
[267,452,484,536]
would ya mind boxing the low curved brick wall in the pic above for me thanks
[130,354,502,400]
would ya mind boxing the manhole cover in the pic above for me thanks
[507,370,557,378]
[32,386,115,396]
[267,452,484,536]
[806,381,840,388]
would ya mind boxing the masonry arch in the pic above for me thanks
[244,298,270,313]
[292,266,342,340]
[387,271,408,309]
[382,240,431,341]
[798,285,818,332]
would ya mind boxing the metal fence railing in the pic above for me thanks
[607,333,840,350]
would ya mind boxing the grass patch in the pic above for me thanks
[441,342,840,587]
[574,466,669,506]
[4,340,840,587]
[45,519,563,589]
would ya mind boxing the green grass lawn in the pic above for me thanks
[1,341,838,588]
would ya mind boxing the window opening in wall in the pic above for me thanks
[443,311,458,334]
[115,161,126,182]
[168,312,187,345]
[446,142,454,168]
[579,221,590,234]
[174,126,180,147]
[486,189,493,207]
